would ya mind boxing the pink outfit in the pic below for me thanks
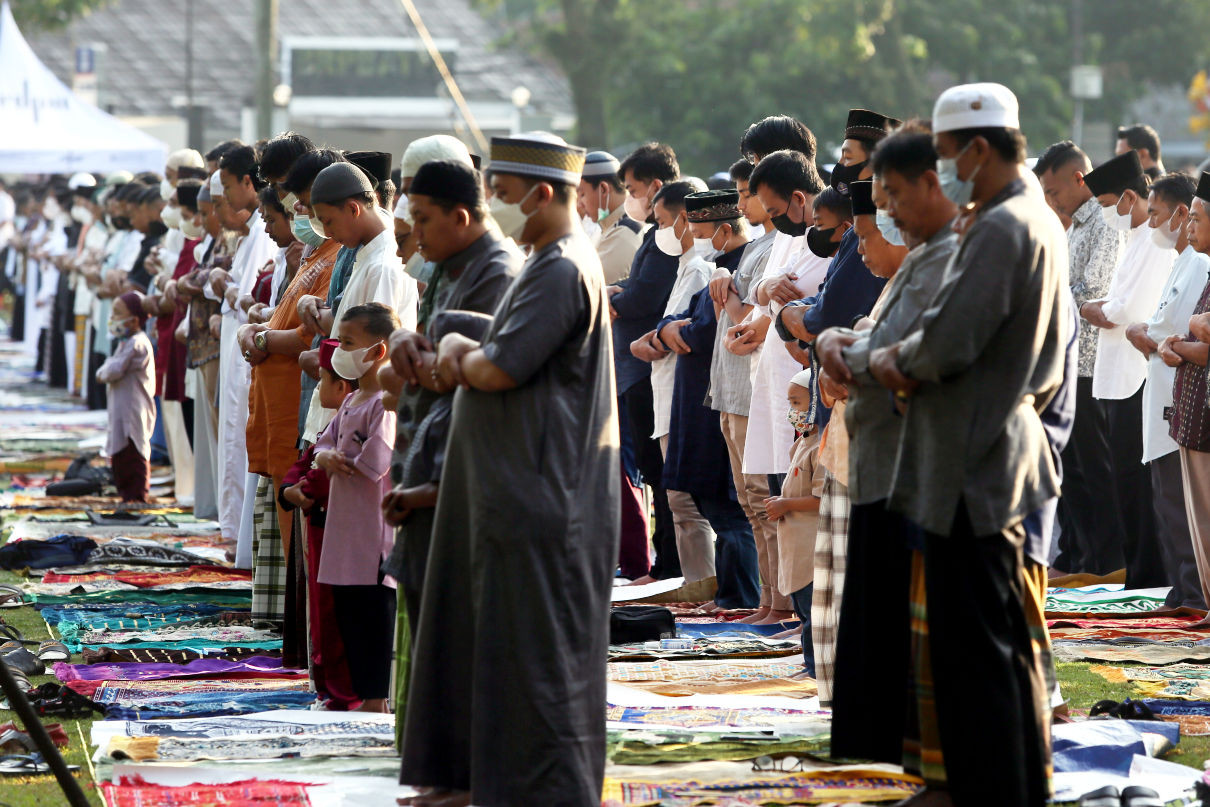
[313,390,397,587]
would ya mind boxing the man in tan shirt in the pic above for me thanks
[579,151,642,284]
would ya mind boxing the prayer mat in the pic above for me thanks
[104,733,397,762]
[613,576,719,605]
[102,689,317,719]
[607,703,828,731]
[1160,714,1210,735]
[601,768,924,805]
[80,646,280,664]
[101,777,313,806]
[1089,664,1210,701]
[100,713,396,740]
[609,637,801,661]
[54,655,300,681]
[607,731,830,765]
[609,660,817,698]
[1044,586,1170,617]
[96,677,312,700]
[1141,699,1210,716]
[77,624,277,647]
[1052,643,1210,664]
[675,621,792,638]
[28,588,252,606]
[88,536,216,566]
[1047,570,1127,588]
[42,565,249,587]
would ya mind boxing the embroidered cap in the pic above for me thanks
[489,132,586,186]
[685,189,741,223]
[845,109,901,142]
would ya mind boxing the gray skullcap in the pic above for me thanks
[310,162,375,206]
[581,150,620,180]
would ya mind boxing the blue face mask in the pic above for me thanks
[291,214,326,248]
[937,140,980,208]
[875,209,905,246]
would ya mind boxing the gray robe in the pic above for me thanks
[400,231,621,806]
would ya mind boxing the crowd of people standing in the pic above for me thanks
[2,79,1210,806]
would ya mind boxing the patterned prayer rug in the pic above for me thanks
[601,769,924,805]
[101,777,313,806]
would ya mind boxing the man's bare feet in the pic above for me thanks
[626,575,658,586]
[893,787,954,807]
[693,602,724,615]
[1187,616,1210,629]
[788,669,814,680]
[355,698,390,713]
[754,608,796,625]
[770,625,802,640]
[736,605,771,624]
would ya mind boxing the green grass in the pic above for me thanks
[0,568,103,807]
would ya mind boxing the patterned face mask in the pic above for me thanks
[787,406,810,434]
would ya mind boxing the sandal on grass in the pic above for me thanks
[0,644,45,677]
[0,586,25,609]
[0,753,79,775]
[35,642,69,663]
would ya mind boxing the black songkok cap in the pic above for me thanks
[176,182,201,210]
[345,151,393,186]
[1084,151,1144,198]
[310,163,375,206]
[684,189,740,222]
[848,180,877,216]
[410,160,484,209]
[845,109,901,142]
[1196,172,1210,205]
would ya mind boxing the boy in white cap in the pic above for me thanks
[865,83,1068,806]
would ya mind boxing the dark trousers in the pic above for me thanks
[1105,388,1165,588]
[111,439,149,502]
[332,582,396,700]
[621,378,679,580]
[831,500,914,763]
[1153,451,1204,608]
[790,583,815,675]
[1054,377,1124,574]
[922,502,1049,807]
[691,492,759,609]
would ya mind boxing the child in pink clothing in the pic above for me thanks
[313,302,400,712]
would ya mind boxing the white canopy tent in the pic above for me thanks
[0,1,167,174]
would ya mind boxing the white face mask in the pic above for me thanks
[70,204,93,225]
[1149,210,1181,250]
[1101,194,1134,232]
[937,140,979,208]
[160,205,182,230]
[654,216,686,256]
[181,216,204,240]
[160,178,175,201]
[623,193,648,223]
[489,185,538,241]
[403,251,428,281]
[692,237,715,260]
[42,197,61,219]
[330,341,383,381]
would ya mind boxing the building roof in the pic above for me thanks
[22,0,574,134]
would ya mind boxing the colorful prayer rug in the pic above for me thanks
[609,637,800,661]
[101,777,313,806]
[1052,643,1210,664]
[601,768,924,805]
[607,703,827,731]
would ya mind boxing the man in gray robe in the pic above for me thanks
[400,132,620,807]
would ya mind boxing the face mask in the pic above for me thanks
[787,406,810,434]
[489,185,538,240]
[108,317,133,339]
[654,216,686,256]
[829,160,867,196]
[710,225,730,254]
[582,215,602,243]
[330,341,383,381]
[160,179,174,201]
[805,226,839,258]
[308,215,327,239]
[692,237,715,260]
[597,187,612,223]
[70,204,93,225]
[875,209,905,246]
[181,216,204,240]
[281,192,298,212]
[42,198,61,219]
[292,214,326,248]
[404,252,431,282]
[113,215,132,230]
[1101,194,1134,232]
[937,140,980,208]
[161,205,182,230]
[1149,210,1182,250]
[771,195,808,238]
[623,192,648,223]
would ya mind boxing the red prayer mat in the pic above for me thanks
[102,777,313,806]
[43,565,251,587]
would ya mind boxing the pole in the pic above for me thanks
[1071,0,1084,144]
[254,0,278,140]
[185,0,199,149]
[0,662,91,807]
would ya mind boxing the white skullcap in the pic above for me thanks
[933,83,1020,134]
[67,172,97,190]
[401,135,473,180]
[790,368,812,389]
[393,194,412,224]
[208,170,223,196]
[167,148,206,170]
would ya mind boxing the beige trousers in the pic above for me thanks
[659,434,716,583]
[721,411,787,610]
[1180,447,1210,608]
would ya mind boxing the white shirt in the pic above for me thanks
[0,190,15,249]
[650,251,713,439]
[1140,245,1210,462]
[302,222,419,443]
[1092,224,1175,400]
[743,232,830,474]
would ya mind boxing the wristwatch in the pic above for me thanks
[253,330,268,353]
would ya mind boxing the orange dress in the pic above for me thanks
[246,240,339,484]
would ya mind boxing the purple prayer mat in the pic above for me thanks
[53,655,305,682]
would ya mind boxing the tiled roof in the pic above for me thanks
[23,0,573,133]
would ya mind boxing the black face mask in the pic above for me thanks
[829,160,867,196]
[113,216,132,230]
[771,196,808,237]
[806,225,839,258]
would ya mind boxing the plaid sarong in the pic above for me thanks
[251,475,286,622]
[810,471,850,706]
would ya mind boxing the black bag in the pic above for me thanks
[609,605,675,645]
